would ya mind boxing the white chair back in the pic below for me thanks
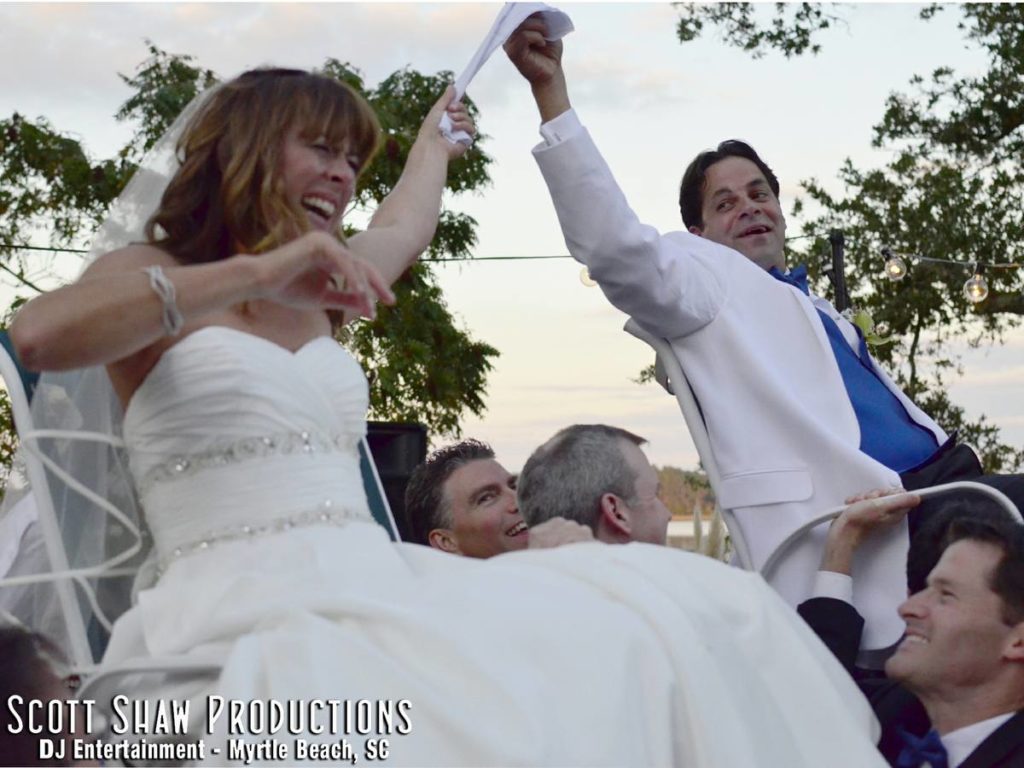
[623,319,1023,579]
[0,335,95,670]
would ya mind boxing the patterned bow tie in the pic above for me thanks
[895,727,948,768]
[768,264,809,295]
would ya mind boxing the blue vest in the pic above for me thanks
[769,267,939,473]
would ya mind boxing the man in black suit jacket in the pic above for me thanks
[800,500,1024,767]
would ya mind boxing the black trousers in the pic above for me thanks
[899,439,1024,537]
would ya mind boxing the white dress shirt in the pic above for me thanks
[943,712,1014,767]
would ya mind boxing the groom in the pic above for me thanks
[503,14,1024,650]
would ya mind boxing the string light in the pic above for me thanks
[963,263,989,304]
[876,247,1024,305]
[3,239,1022,303]
[881,247,907,281]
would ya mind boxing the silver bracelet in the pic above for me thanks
[142,265,184,336]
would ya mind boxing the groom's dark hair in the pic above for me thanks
[404,439,495,546]
[679,140,780,230]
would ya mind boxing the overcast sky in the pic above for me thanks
[2,2,1020,470]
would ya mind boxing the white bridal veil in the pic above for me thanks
[0,90,215,668]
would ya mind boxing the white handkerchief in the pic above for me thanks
[440,2,574,146]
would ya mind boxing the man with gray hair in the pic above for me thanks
[518,424,671,545]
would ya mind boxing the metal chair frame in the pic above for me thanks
[0,334,96,670]
[624,318,1023,578]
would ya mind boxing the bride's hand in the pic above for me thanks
[248,232,396,319]
[418,85,476,161]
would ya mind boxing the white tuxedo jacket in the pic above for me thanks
[533,122,947,650]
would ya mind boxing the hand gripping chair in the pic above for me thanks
[623,318,1023,582]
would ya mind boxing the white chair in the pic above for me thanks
[623,318,1023,579]
[0,332,97,671]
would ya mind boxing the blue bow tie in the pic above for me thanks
[768,264,810,295]
[895,728,948,768]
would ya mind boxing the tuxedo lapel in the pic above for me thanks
[958,711,1024,768]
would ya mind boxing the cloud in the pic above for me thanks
[570,56,696,113]
[955,365,1024,387]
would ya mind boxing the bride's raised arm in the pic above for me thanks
[9,69,430,374]
[347,86,476,287]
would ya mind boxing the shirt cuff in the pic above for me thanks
[539,109,583,147]
[813,570,854,603]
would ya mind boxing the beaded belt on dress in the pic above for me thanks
[136,429,372,575]
[136,429,356,496]
[155,498,372,576]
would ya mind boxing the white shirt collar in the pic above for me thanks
[942,711,1015,767]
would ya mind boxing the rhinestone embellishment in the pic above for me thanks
[138,430,354,494]
[156,500,371,576]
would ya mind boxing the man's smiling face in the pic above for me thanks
[441,459,529,558]
[689,156,787,272]
[886,539,1016,698]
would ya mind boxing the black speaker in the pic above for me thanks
[366,421,428,542]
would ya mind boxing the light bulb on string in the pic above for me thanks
[882,247,907,281]
[963,263,989,304]
[580,267,597,287]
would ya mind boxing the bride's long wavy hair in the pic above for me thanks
[145,68,381,264]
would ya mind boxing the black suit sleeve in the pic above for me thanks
[798,598,940,766]
[797,596,865,675]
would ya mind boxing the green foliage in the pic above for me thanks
[116,41,218,160]
[0,115,128,252]
[323,59,498,438]
[0,45,498,475]
[634,363,657,386]
[341,264,497,436]
[674,2,843,58]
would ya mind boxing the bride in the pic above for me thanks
[9,68,884,766]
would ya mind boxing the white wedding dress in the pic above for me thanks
[90,326,884,766]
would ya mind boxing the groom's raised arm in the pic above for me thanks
[503,15,729,339]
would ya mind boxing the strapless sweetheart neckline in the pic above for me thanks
[123,325,338,423]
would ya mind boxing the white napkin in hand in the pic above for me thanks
[440,2,574,146]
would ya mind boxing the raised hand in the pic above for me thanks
[820,488,921,575]
[504,14,564,86]
[249,231,396,320]
[420,86,477,160]
[839,487,922,544]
